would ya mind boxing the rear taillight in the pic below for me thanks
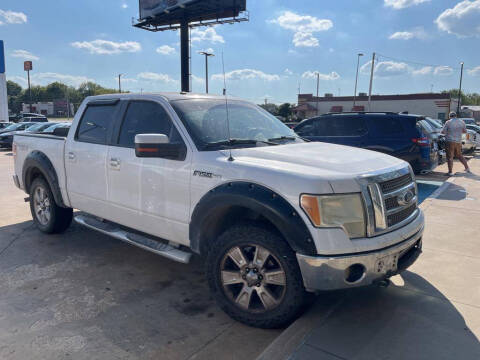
[466,134,470,141]
[412,137,430,146]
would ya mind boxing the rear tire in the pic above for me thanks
[29,177,72,234]
[206,222,311,328]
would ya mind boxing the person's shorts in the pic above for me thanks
[446,141,462,159]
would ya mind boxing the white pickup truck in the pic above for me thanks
[13,93,424,328]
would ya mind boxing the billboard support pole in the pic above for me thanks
[180,20,190,92]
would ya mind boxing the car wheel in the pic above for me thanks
[29,177,73,234]
[206,222,311,328]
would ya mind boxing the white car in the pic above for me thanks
[13,93,424,328]
[462,129,477,153]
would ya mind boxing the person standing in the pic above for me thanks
[442,112,471,176]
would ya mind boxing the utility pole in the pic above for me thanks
[199,51,214,93]
[353,53,363,108]
[118,74,123,94]
[368,52,376,112]
[316,72,320,116]
[457,62,464,114]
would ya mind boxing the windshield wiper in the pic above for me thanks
[203,138,277,149]
[268,136,298,142]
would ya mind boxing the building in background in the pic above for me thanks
[461,106,480,123]
[293,93,458,121]
[0,40,8,122]
[22,100,74,117]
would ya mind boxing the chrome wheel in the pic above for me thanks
[220,244,287,313]
[33,185,51,225]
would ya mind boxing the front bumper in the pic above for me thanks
[297,221,424,292]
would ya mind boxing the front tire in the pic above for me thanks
[206,222,310,328]
[29,177,73,234]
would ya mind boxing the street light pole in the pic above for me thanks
[118,74,123,94]
[199,51,214,93]
[457,62,464,114]
[368,52,376,112]
[316,72,320,116]
[353,53,363,108]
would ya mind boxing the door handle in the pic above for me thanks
[68,152,76,161]
[110,157,121,170]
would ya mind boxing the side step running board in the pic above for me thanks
[74,214,192,264]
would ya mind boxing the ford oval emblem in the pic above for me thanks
[398,189,415,206]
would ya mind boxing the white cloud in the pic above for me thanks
[434,66,454,75]
[389,27,427,40]
[121,4,128,9]
[435,0,480,37]
[71,40,141,55]
[0,9,27,25]
[11,49,39,61]
[412,66,433,75]
[361,60,411,77]
[137,72,177,83]
[270,11,333,48]
[192,74,205,83]
[119,77,138,83]
[156,45,176,55]
[212,69,280,82]
[293,32,319,47]
[302,71,340,81]
[191,28,224,44]
[33,73,94,87]
[467,66,480,76]
[384,0,431,10]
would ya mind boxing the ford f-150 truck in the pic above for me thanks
[13,93,424,328]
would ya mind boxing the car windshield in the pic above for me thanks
[26,123,51,132]
[42,123,65,132]
[170,99,301,150]
[2,123,24,132]
[425,118,443,129]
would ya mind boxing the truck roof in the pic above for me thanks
[85,92,244,103]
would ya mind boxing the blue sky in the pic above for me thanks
[1,0,480,104]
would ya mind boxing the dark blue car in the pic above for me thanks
[294,112,438,173]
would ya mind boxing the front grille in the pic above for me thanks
[380,174,412,193]
[387,204,416,227]
[384,197,399,210]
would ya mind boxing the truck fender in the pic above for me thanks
[189,182,317,256]
[22,151,67,208]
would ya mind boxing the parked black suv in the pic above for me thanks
[294,112,439,173]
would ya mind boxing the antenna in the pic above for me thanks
[222,51,234,162]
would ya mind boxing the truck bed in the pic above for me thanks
[13,133,70,207]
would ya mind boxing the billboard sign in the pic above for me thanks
[0,40,8,121]
[24,61,33,71]
[140,0,195,20]
[138,0,246,25]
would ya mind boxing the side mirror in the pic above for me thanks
[135,133,187,161]
[53,127,69,137]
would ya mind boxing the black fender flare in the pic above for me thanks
[22,151,68,208]
[189,182,317,256]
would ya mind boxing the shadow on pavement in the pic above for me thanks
[0,220,278,360]
[296,272,480,360]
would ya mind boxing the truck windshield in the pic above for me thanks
[170,99,302,150]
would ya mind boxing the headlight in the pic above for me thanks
[300,193,366,238]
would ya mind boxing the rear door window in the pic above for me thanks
[295,121,316,136]
[316,116,367,136]
[370,116,405,136]
[76,103,117,144]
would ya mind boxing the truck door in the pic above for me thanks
[65,100,119,219]
[106,99,191,245]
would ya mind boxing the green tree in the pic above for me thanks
[6,80,24,114]
[278,103,292,120]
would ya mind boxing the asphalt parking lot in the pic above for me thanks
[0,150,279,360]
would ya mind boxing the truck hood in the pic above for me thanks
[229,142,406,179]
